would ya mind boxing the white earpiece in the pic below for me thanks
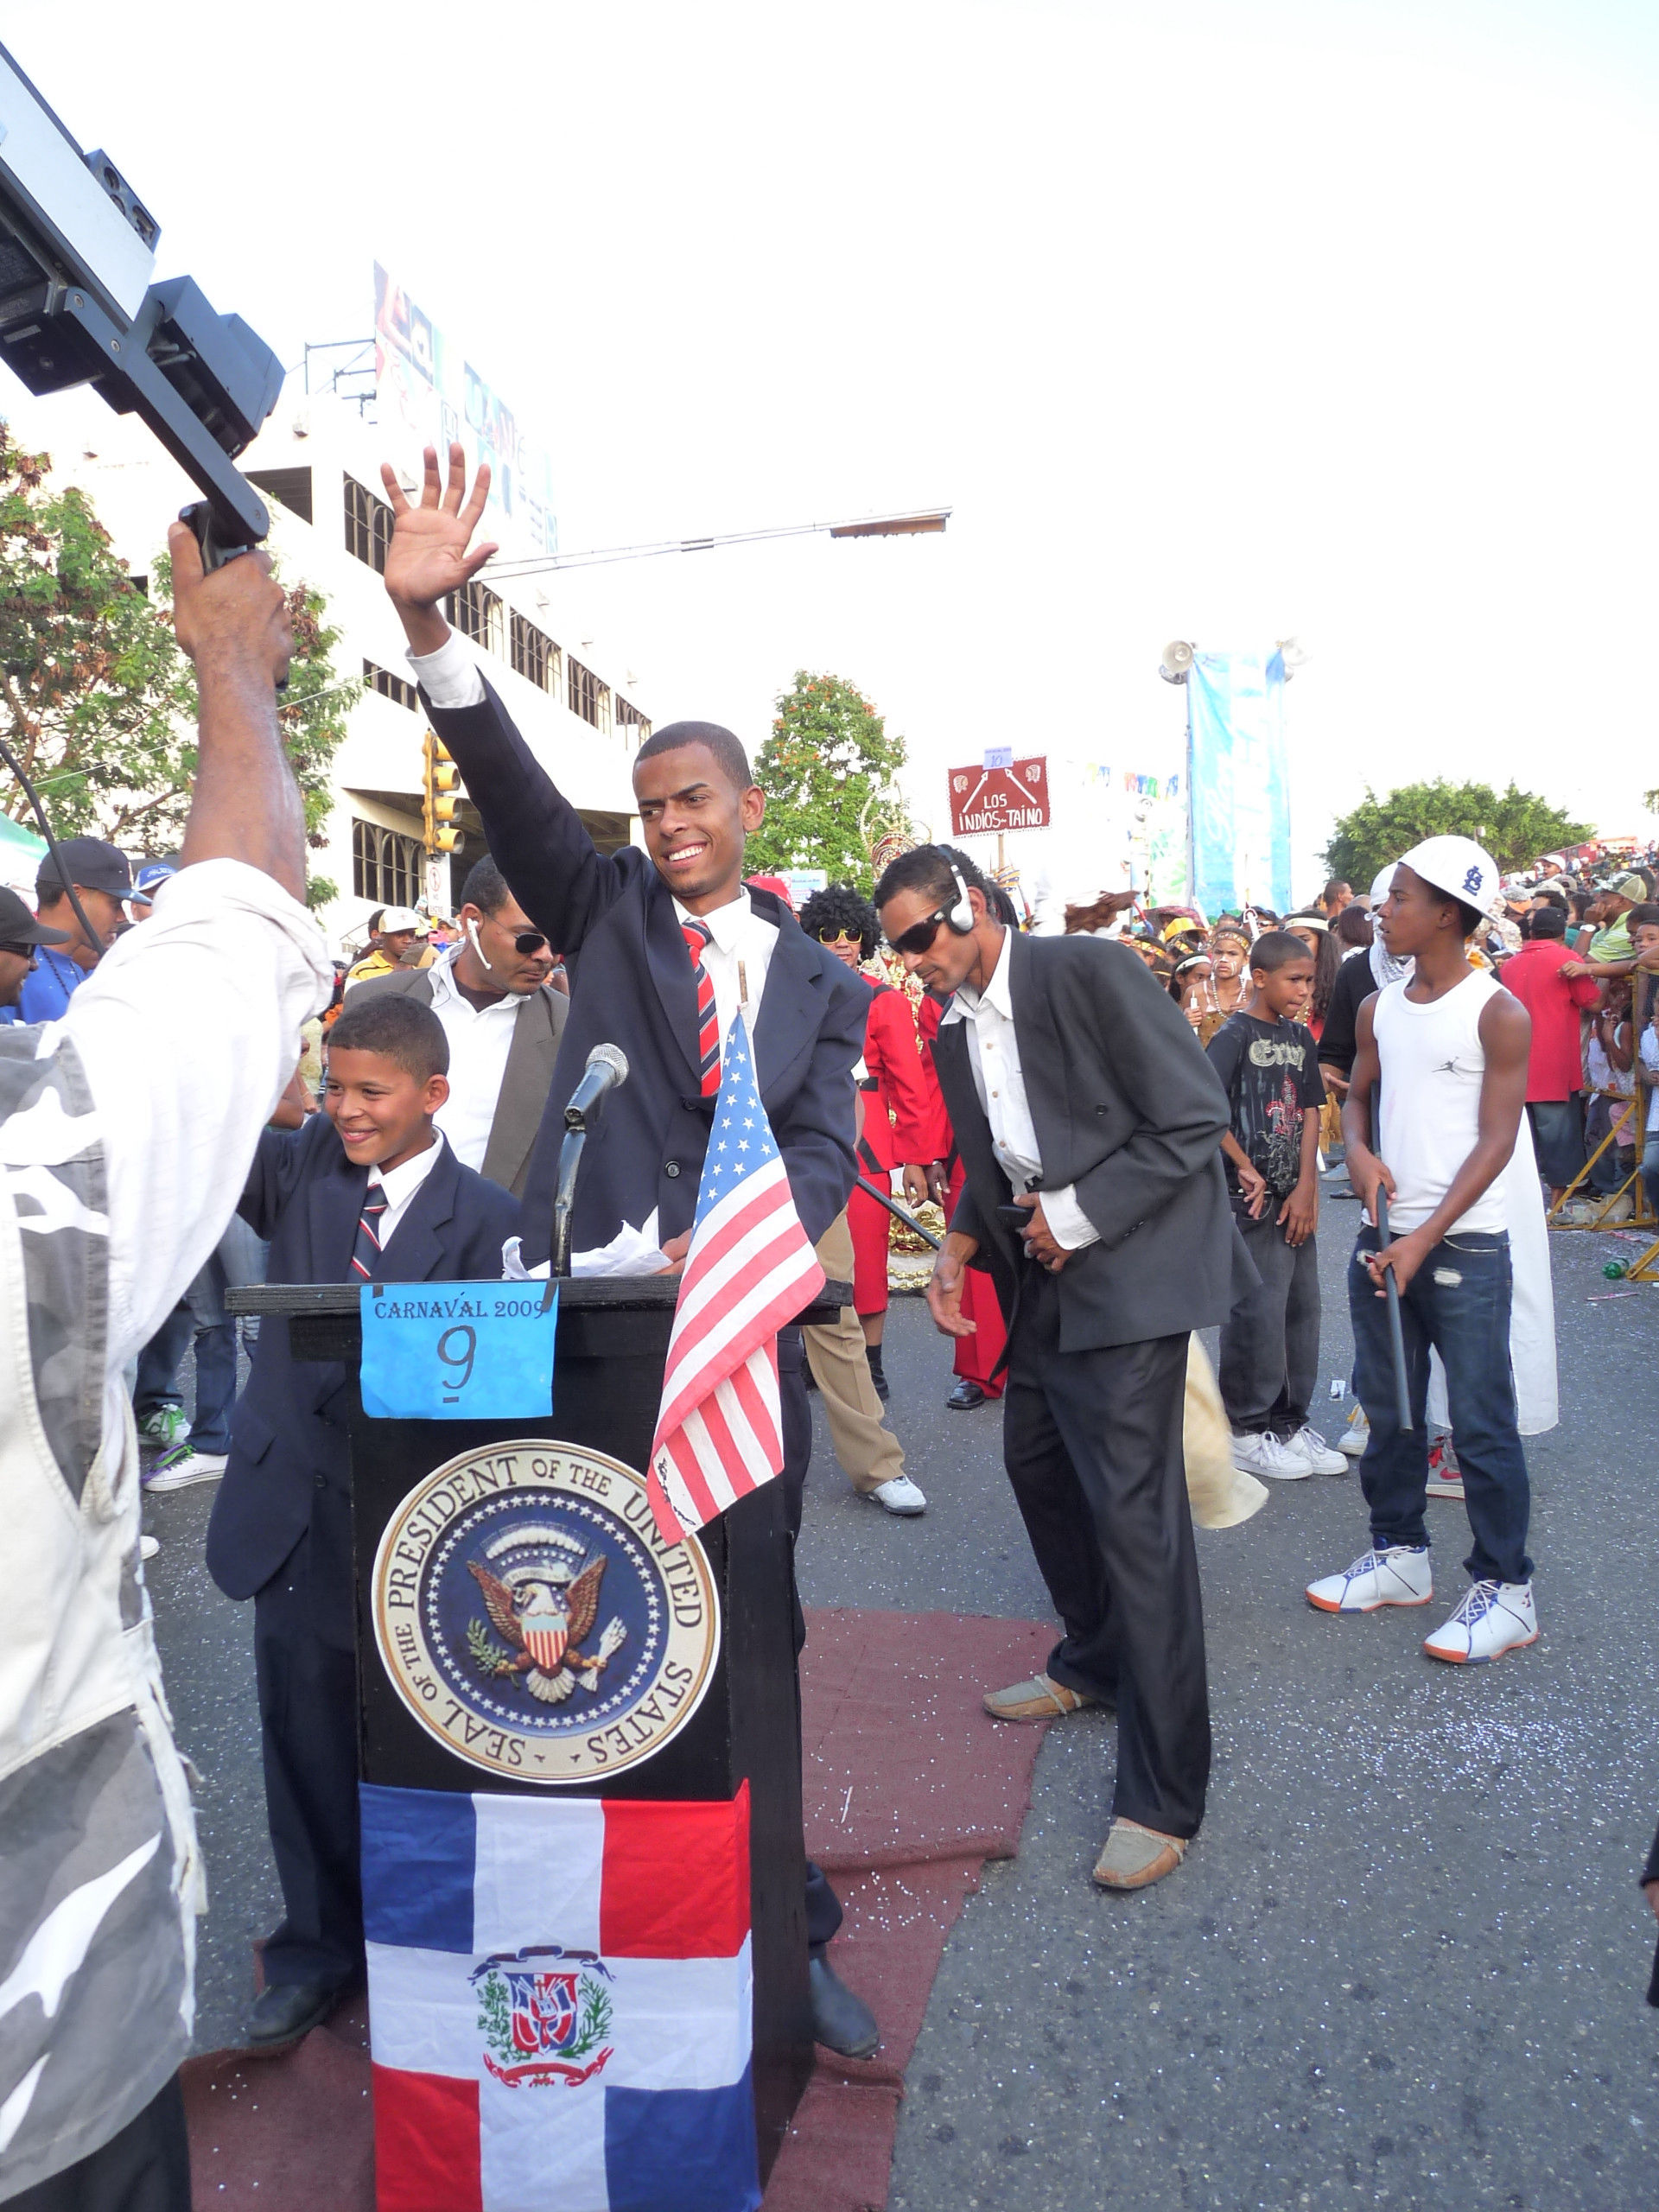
[466,915,493,971]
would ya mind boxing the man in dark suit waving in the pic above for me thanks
[378,444,875,2054]
[876,844,1236,1891]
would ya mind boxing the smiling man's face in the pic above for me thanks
[632,742,766,913]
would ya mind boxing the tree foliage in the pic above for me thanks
[745,671,907,896]
[0,429,353,905]
[1322,779,1593,887]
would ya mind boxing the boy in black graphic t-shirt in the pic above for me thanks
[1205,931,1343,1480]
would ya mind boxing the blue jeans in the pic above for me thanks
[1348,1228,1532,1586]
[132,1222,268,1454]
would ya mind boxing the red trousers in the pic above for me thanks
[848,1177,892,1317]
[945,1160,1008,1397]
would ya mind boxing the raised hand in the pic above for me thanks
[380,442,499,651]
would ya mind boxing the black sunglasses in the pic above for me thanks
[884,902,952,958]
[0,942,36,962]
[511,930,549,956]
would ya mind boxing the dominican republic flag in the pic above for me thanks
[648,1012,824,1543]
[362,1782,758,2212]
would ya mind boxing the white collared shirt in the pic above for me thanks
[942,929,1099,1252]
[426,949,520,1171]
[673,888,779,1063]
[370,1132,448,1249]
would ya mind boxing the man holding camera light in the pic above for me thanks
[0,534,331,2209]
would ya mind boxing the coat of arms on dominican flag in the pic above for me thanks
[648,1012,824,1542]
[362,1781,759,2212]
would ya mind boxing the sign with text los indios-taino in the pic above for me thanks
[947,757,1050,836]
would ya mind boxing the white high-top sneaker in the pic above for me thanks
[1306,1544,1433,1614]
[1423,1580,1537,1663]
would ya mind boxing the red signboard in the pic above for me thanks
[947,757,1050,836]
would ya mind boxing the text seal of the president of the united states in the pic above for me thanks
[372,1440,721,1783]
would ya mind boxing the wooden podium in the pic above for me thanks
[232,1274,848,2183]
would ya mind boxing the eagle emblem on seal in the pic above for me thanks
[465,1522,627,1703]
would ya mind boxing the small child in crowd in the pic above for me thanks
[1205,930,1344,1479]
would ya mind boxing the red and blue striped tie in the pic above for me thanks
[682,918,721,1096]
[349,1184,389,1281]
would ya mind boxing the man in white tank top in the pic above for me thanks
[1306,836,1540,1663]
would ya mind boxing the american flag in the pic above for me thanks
[648,1012,825,1543]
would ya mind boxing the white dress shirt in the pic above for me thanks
[369,1131,448,1249]
[425,950,519,1170]
[409,628,488,709]
[674,888,779,1060]
[940,928,1099,1252]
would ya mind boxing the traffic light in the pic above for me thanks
[422,731,465,856]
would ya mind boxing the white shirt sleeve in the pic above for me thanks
[49,859,334,1365]
[407,626,487,709]
[1039,1182,1101,1252]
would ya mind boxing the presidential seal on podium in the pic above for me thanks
[371,1440,721,1783]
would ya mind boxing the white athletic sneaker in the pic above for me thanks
[1231,1432,1309,1481]
[1337,1406,1370,1457]
[1284,1425,1348,1476]
[869,1475,927,1516]
[1306,1544,1433,1614]
[1423,1579,1537,1663]
[143,1446,228,1493]
[139,1534,159,1562]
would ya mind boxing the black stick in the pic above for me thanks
[1373,1181,1414,1433]
[855,1176,944,1251]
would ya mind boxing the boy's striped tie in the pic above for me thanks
[349,1184,390,1282]
[682,918,721,1096]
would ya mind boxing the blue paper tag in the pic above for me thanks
[359,1281,557,1421]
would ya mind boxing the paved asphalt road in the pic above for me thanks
[145,1207,1659,2209]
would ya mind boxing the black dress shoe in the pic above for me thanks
[946,1377,986,1410]
[809,1955,879,2058]
[246,1979,345,2050]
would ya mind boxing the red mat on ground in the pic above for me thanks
[180,1606,1054,2212]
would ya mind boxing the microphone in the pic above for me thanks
[563,1042,630,1129]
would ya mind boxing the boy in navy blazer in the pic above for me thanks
[207,994,519,2047]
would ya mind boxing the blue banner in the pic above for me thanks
[359,1281,557,1421]
[1186,648,1291,918]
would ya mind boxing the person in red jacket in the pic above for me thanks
[798,887,936,1399]
[1501,905,1602,1204]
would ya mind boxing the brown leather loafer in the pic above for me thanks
[982,1672,1103,1723]
[1090,1818,1187,1891]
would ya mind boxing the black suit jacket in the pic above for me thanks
[422,677,865,1265]
[205,1115,521,1613]
[936,929,1238,1352]
[348,963,568,1198]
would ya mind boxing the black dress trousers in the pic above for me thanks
[1000,1267,1211,1840]
[777,1325,843,1956]
[252,1498,364,1993]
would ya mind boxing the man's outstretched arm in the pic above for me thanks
[382,443,627,959]
[53,533,331,1362]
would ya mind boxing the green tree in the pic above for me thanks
[746,671,907,895]
[1323,779,1592,887]
[0,429,353,905]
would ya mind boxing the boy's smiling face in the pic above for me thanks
[324,1047,448,1173]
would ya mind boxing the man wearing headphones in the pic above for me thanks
[349,855,566,1199]
[876,843,1237,1893]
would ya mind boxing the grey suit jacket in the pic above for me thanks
[349,963,568,1199]
[935,929,1241,1352]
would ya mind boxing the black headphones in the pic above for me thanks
[942,864,976,935]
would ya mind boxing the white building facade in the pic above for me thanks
[44,379,650,954]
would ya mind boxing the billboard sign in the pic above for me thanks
[373,263,557,559]
[947,757,1050,837]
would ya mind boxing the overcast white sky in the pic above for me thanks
[4,0,1656,896]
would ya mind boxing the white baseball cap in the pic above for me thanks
[378,906,428,934]
[1395,836,1499,915]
